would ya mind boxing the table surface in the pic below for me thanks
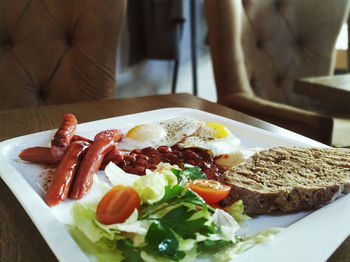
[0,93,348,261]
[294,74,350,116]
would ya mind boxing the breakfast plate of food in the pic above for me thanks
[0,107,349,262]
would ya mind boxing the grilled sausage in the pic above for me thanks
[69,129,123,199]
[100,144,124,170]
[71,134,93,144]
[45,141,90,206]
[19,147,59,165]
[69,138,116,200]
[18,135,91,166]
[94,129,123,142]
[51,113,78,161]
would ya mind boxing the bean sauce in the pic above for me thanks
[115,145,226,180]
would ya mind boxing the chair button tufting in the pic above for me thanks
[66,35,73,46]
[250,77,256,88]
[242,0,250,10]
[250,76,258,91]
[3,41,11,49]
[275,75,284,86]
[38,87,45,99]
[256,39,264,49]
[274,0,283,11]
[296,38,305,50]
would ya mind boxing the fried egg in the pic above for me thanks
[118,117,203,151]
[159,117,203,146]
[119,123,167,150]
[178,122,241,157]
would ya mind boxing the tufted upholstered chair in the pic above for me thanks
[0,0,125,110]
[204,0,350,145]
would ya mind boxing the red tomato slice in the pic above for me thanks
[209,203,222,209]
[96,185,141,225]
[188,179,231,204]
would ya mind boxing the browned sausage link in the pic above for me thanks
[94,129,123,142]
[100,144,124,170]
[69,138,115,200]
[45,141,90,206]
[71,135,93,144]
[51,113,78,161]
[19,147,60,165]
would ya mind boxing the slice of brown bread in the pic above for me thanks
[220,146,350,214]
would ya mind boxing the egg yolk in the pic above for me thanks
[205,122,230,138]
[126,124,165,141]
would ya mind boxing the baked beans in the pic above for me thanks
[115,145,226,180]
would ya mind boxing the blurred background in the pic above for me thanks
[116,0,215,101]
[115,0,349,103]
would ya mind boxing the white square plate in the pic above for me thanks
[0,108,349,262]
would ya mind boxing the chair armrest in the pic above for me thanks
[222,93,333,145]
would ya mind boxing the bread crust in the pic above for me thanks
[220,146,350,214]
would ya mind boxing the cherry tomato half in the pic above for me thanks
[188,179,231,205]
[96,185,141,225]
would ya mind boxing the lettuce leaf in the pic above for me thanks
[132,164,178,205]
[212,209,240,242]
[104,162,179,205]
[211,228,283,262]
[104,162,140,187]
[224,200,250,224]
[71,202,116,246]
[69,226,123,262]
[71,202,149,249]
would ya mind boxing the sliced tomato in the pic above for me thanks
[209,203,221,209]
[188,179,231,204]
[96,185,141,225]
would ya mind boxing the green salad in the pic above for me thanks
[69,163,281,262]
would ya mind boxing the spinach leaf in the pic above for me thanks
[116,239,142,262]
[197,239,232,253]
[141,185,184,219]
[182,165,207,180]
[170,168,182,182]
[144,221,185,261]
[141,185,214,219]
[171,165,207,183]
[152,184,184,206]
[174,188,208,207]
[143,206,216,259]
[161,206,216,239]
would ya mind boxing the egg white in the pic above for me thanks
[118,117,203,151]
[118,123,167,151]
[178,123,241,157]
[158,116,203,146]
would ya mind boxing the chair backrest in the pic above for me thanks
[205,0,350,108]
[0,0,125,110]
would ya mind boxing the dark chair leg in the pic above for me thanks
[190,0,198,96]
[171,59,179,94]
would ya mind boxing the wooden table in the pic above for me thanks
[294,74,350,115]
[0,93,348,261]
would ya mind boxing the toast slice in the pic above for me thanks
[220,146,350,214]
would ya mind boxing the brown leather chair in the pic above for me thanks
[0,0,125,110]
[204,0,350,145]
